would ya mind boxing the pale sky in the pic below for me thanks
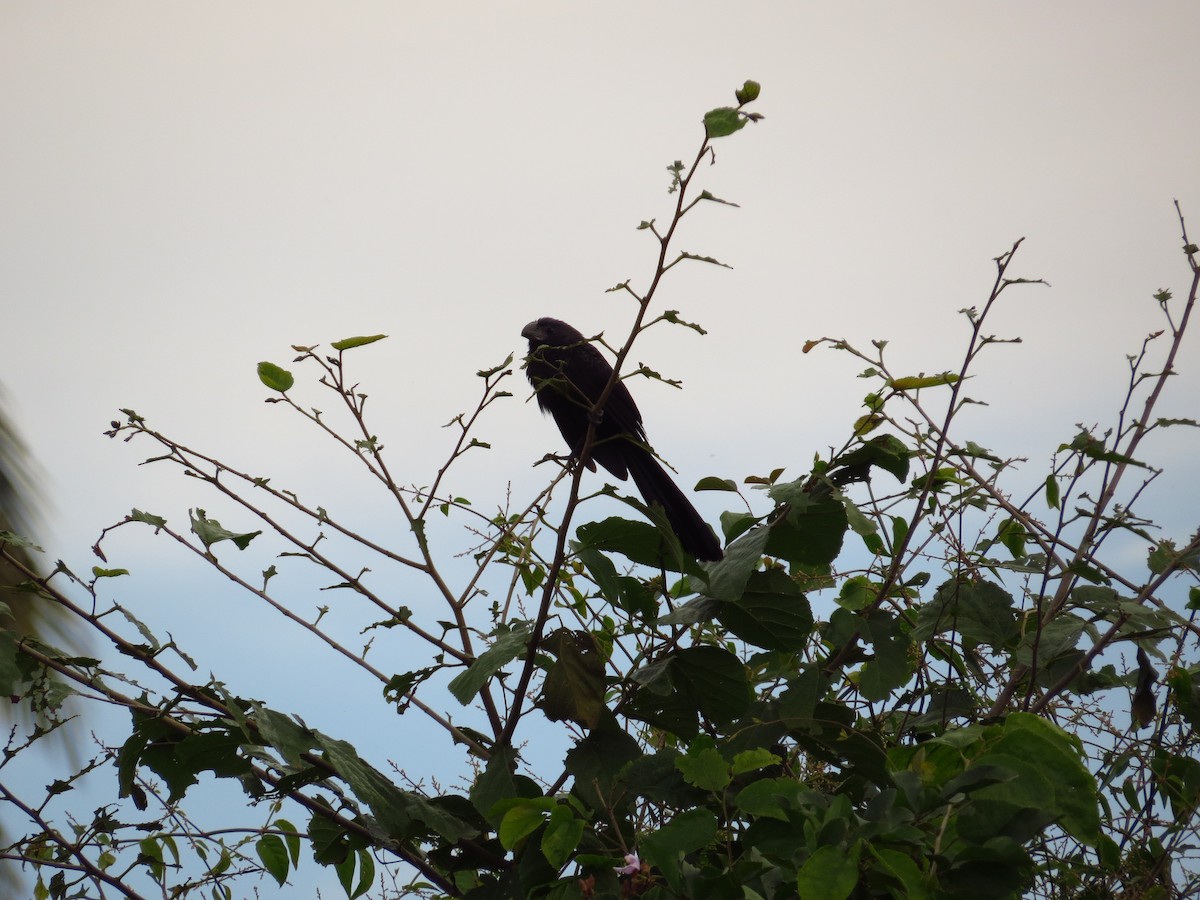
[5,3,1199,555]
[3,3,1199,893]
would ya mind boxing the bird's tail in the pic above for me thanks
[625,450,723,561]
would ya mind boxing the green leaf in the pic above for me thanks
[834,434,911,483]
[670,646,752,726]
[257,361,295,393]
[888,373,960,390]
[731,747,781,776]
[695,476,738,492]
[0,631,23,696]
[574,543,621,606]
[858,610,913,702]
[735,79,761,104]
[350,846,375,899]
[676,740,730,792]
[867,845,928,898]
[540,629,606,728]
[1147,538,1200,575]
[541,805,584,869]
[331,334,387,351]
[764,495,848,570]
[92,566,129,578]
[996,517,1027,558]
[317,735,476,843]
[704,525,771,603]
[1044,474,1060,509]
[948,713,1102,847]
[477,353,514,378]
[576,517,700,573]
[498,800,546,849]
[469,746,522,824]
[843,498,877,538]
[251,704,320,767]
[564,725,642,813]
[308,804,365,866]
[129,508,167,530]
[836,575,876,611]
[447,622,531,705]
[275,818,302,866]
[640,808,718,888]
[335,847,371,898]
[796,841,862,900]
[715,568,813,652]
[734,776,802,820]
[190,509,261,551]
[256,834,289,886]
[703,106,747,138]
[0,530,43,552]
[914,579,1018,650]
[382,668,437,707]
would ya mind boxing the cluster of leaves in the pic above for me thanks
[1,81,1199,900]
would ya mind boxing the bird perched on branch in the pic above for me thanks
[521,317,723,561]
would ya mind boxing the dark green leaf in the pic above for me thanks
[317,734,476,843]
[695,476,738,492]
[0,631,23,697]
[256,834,289,886]
[703,107,747,138]
[735,79,761,104]
[350,847,374,899]
[675,740,730,792]
[796,841,862,900]
[858,611,913,702]
[1044,474,1060,509]
[716,568,813,652]
[996,518,1027,558]
[469,746,523,824]
[670,646,752,725]
[540,629,606,728]
[914,579,1018,650]
[542,805,584,870]
[189,509,261,551]
[251,704,320,766]
[640,808,718,888]
[575,517,700,573]
[564,725,642,814]
[1148,538,1200,575]
[764,494,848,570]
[447,622,531,705]
[274,818,302,866]
[704,525,770,602]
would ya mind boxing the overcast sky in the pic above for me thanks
[3,3,1199,892]
[5,2,1199,554]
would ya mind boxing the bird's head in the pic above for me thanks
[522,317,585,350]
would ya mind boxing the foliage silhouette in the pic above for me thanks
[1,81,1198,899]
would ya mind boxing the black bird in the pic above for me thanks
[522,317,723,561]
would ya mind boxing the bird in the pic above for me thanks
[521,317,723,561]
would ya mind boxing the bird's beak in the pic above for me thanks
[521,321,542,342]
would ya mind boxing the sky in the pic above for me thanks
[3,2,1200,894]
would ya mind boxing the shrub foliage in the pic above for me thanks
[2,82,1198,899]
